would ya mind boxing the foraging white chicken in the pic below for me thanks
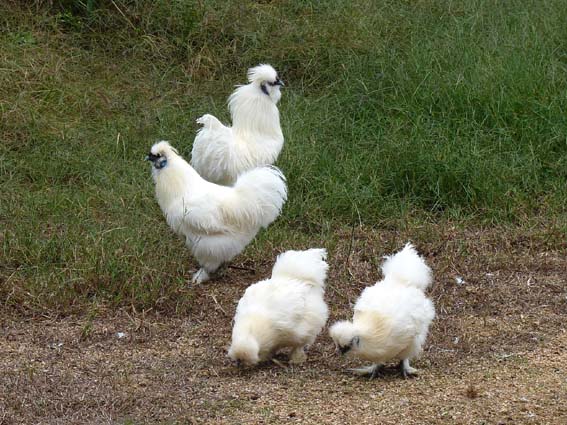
[147,141,287,284]
[191,64,284,185]
[329,243,435,378]
[228,248,329,366]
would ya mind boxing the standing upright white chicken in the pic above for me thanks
[228,249,329,366]
[191,64,284,185]
[147,141,287,284]
[329,244,435,378]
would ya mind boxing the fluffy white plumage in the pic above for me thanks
[329,243,435,378]
[147,141,287,284]
[191,64,284,185]
[228,248,329,366]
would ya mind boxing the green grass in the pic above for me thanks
[1,0,566,314]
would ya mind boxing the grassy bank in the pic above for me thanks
[1,0,566,314]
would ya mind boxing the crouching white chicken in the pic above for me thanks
[191,64,285,185]
[228,248,329,366]
[147,141,287,284]
[329,243,435,378]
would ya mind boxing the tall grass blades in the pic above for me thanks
[1,0,565,313]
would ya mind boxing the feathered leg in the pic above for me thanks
[399,359,418,378]
[349,364,384,379]
[289,346,307,364]
[190,258,224,285]
[191,268,210,285]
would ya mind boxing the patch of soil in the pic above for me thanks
[1,226,566,424]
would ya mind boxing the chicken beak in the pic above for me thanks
[276,78,284,87]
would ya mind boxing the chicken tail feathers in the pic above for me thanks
[222,166,287,229]
[381,243,432,291]
[195,114,224,130]
[271,248,328,288]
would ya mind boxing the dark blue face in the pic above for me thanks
[261,76,284,96]
[269,76,284,87]
[146,152,167,169]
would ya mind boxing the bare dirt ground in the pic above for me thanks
[1,226,566,424]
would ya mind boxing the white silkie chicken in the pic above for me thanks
[146,141,287,284]
[191,64,284,185]
[329,244,435,378]
[228,249,329,366]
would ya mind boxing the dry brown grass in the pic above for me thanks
[1,225,566,424]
